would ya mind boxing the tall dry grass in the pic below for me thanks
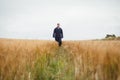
[64,40,120,80]
[0,39,120,80]
[0,39,74,80]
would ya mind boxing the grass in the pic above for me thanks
[0,39,120,80]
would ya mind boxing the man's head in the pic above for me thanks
[57,23,60,27]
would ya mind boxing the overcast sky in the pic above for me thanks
[0,0,120,40]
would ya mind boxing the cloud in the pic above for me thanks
[0,0,120,40]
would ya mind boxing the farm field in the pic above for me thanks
[0,38,120,80]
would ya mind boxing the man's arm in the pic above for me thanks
[53,28,56,38]
[61,28,63,38]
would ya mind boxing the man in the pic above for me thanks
[53,23,63,46]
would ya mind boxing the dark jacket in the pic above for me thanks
[53,27,63,38]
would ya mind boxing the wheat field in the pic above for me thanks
[0,38,120,80]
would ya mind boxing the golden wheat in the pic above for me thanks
[0,39,120,80]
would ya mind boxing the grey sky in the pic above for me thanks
[0,0,120,40]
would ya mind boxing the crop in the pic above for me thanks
[0,39,120,80]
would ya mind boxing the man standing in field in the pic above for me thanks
[53,23,63,46]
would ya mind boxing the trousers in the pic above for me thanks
[55,37,62,46]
